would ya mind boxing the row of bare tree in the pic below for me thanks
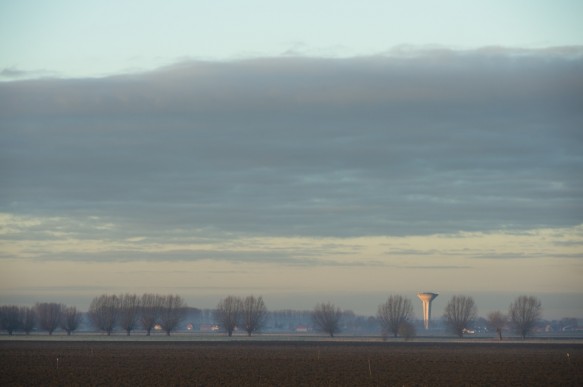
[214,295,268,336]
[311,295,543,339]
[441,295,542,339]
[215,297,362,337]
[310,299,415,338]
[487,295,543,340]
[0,303,81,336]
[0,294,544,339]
[88,293,187,336]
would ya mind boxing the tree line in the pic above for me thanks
[215,295,268,336]
[285,294,543,340]
[0,294,187,337]
[303,295,543,340]
[374,294,541,340]
[0,303,81,336]
[88,293,188,336]
[1,294,545,339]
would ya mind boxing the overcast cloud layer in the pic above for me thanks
[1,48,582,243]
[2,47,583,316]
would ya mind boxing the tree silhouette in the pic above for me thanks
[377,295,414,339]
[240,295,268,336]
[443,295,477,338]
[36,302,64,335]
[312,302,342,337]
[509,295,541,339]
[0,305,21,335]
[61,306,81,335]
[215,296,242,337]
[89,295,119,335]
[487,311,508,340]
[159,294,187,336]
[119,293,141,336]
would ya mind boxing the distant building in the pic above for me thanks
[200,323,220,332]
[295,324,309,333]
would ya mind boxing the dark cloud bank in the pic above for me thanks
[1,47,582,238]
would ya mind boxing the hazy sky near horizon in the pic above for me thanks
[2,0,583,79]
[1,1,582,318]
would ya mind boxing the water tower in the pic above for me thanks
[417,292,438,330]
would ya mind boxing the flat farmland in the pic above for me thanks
[1,340,581,386]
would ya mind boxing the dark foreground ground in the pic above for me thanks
[1,340,582,386]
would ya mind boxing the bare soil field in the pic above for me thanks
[1,340,581,386]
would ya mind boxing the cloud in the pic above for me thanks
[0,47,582,242]
[0,67,57,80]
[1,212,581,267]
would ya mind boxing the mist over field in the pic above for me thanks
[1,289,582,322]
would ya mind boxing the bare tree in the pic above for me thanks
[215,296,242,337]
[89,294,119,335]
[240,295,268,336]
[35,302,64,335]
[443,295,477,338]
[119,293,141,336]
[20,306,37,335]
[0,305,21,335]
[140,293,165,335]
[487,311,508,340]
[159,294,187,336]
[377,295,414,339]
[312,302,342,337]
[509,295,542,339]
[61,306,81,335]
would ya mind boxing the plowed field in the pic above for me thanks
[1,340,581,386]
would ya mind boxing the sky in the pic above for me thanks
[1,1,582,320]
